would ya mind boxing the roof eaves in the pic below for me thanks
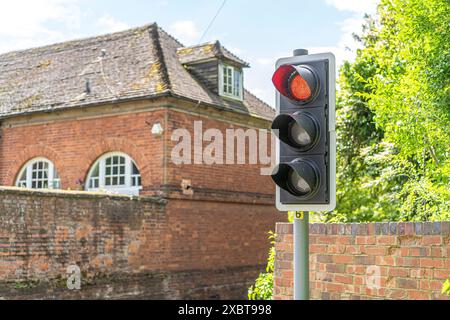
[0,89,274,122]
[0,90,172,121]
[169,92,273,122]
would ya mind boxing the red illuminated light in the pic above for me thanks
[290,74,312,101]
[272,64,317,103]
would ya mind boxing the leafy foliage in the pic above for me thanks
[249,0,450,299]
[248,232,275,300]
[324,0,450,222]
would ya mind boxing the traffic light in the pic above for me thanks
[271,51,336,212]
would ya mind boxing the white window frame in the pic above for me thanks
[86,152,142,196]
[15,157,61,190]
[219,63,243,101]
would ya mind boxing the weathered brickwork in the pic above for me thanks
[274,222,450,300]
[165,108,274,202]
[0,96,282,300]
[165,199,278,271]
[0,101,275,203]
[0,107,167,191]
[0,23,281,300]
[0,188,279,300]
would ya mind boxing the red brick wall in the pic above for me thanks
[164,199,278,271]
[0,109,166,191]
[0,187,279,299]
[0,106,275,202]
[166,110,274,198]
[0,102,282,299]
[274,222,450,300]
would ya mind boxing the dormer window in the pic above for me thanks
[219,63,243,101]
[177,41,249,100]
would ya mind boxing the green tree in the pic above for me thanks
[249,0,450,299]
[327,0,450,222]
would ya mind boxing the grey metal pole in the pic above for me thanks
[291,49,311,301]
[293,212,309,300]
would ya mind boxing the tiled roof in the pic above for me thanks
[177,41,250,67]
[0,23,274,121]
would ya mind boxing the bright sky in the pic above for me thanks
[0,0,379,105]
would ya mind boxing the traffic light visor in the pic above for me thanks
[271,159,320,198]
[271,112,319,150]
[290,74,311,100]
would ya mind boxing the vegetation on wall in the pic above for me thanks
[248,232,275,300]
[443,280,450,297]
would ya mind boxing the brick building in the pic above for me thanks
[0,23,280,299]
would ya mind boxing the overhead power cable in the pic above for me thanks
[198,0,228,44]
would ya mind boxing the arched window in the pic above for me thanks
[86,152,142,196]
[16,158,61,190]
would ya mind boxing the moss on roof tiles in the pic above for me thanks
[36,59,52,69]
[0,23,272,120]
[177,47,194,55]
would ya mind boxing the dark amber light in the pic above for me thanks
[289,74,312,101]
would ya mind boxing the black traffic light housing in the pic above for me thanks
[271,51,336,212]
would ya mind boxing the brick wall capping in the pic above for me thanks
[151,185,275,205]
[276,221,450,236]
[1,96,272,131]
[0,186,167,204]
